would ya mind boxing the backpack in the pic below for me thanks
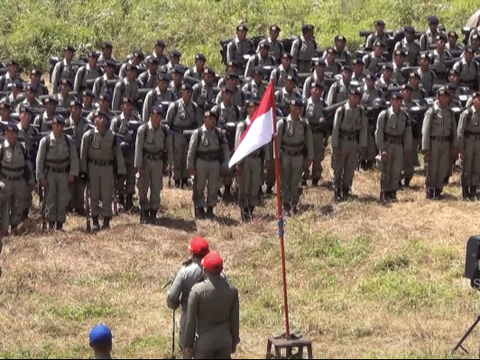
[0,141,31,181]
[142,123,169,163]
[336,103,365,132]
[297,37,318,52]
[253,54,276,67]
[168,100,198,126]
[78,65,105,91]
[151,89,175,105]
[274,67,299,87]
[45,133,71,155]
[88,130,118,158]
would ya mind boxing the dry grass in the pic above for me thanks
[1,152,480,359]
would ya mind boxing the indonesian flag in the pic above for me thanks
[228,83,276,168]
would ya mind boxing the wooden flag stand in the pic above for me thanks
[265,78,313,359]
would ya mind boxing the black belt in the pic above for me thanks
[145,154,163,161]
[88,159,114,166]
[45,166,69,173]
[431,136,449,142]
[249,152,261,158]
[340,133,358,141]
[465,132,480,140]
[385,135,403,145]
[298,59,311,63]
[197,152,220,161]
[311,127,324,134]
[170,126,189,133]
[282,149,302,156]
[0,174,22,181]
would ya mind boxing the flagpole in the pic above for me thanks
[270,78,291,340]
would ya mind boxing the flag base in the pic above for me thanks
[265,333,313,359]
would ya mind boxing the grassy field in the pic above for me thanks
[2,0,480,359]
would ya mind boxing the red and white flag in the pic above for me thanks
[228,83,276,168]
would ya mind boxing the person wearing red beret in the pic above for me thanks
[184,252,240,359]
[167,237,210,359]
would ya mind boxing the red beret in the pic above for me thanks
[201,251,223,271]
[189,237,210,255]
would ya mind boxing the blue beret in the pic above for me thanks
[302,24,314,32]
[473,92,480,99]
[133,50,144,59]
[82,89,95,98]
[375,20,386,26]
[44,96,58,105]
[382,63,394,71]
[88,51,99,58]
[195,53,207,61]
[181,83,193,91]
[436,87,451,97]
[93,110,110,120]
[52,115,65,125]
[246,99,260,107]
[0,101,12,110]
[366,72,378,80]
[60,78,73,87]
[290,98,304,107]
[102,41,113,49]
[222,85,236,94]
[148,57,160,65]
[286,74,297,82]
[312,58,326,66]
[156,39,166,47]
[311,80,324,90]
[252,66,265,75]
[98,93,111,102]
[158,72,172,81]
[465,45,475,54]
[105,59,117,67]
[6,122,19,132]
[26,83,38,92]
[404,26,415,33]
[236,24,248,32]
[394,49,407,56]
[64,45,76,52]
[125,64,138,71]
[11,80,23,90]
[227,60,241,68]
[19,106,34,117]
[341,65,353,72]
[352,58,364,66]
[204,110,218,119]
[335,35,347,42]
[402,84,413,91]
[282,52,293,60]
[89,325,113,344]
[122,97,135,104]
[170,50,182,57]
[445,82,458,91]
[349,88,362,97]
[70,100,83,108]
[270,25,281,32]
[151,105,165,117]
[390,92,403,100]
[30,69,43,76]
[173,65,186,75]
[204,67,216,76]
[226,72,240,80]
[428,15,439,24]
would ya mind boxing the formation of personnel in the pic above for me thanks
[0,16,479,245]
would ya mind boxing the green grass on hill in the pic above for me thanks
[0,0,478,72]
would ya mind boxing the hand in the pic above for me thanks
[319,117,326,124]
[40,179,48,188]
[381,150,388,162]
[67,175,74,183]
[232,345,237,354]
[304,159,312,170]
[185,348,194,357]
[460,148,467,160]
[236,164,243,175]
[333,147,341,157]
[139,167,146,178]
[189,169,197,177]
[424,150,433,159]
[264,160,272,170]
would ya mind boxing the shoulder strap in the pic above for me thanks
[275,68,281,85]
[339,104,346,124]
[58,61,65,80]
[63,134,71,154]
[234,106,240,121]
[254,56,259,67]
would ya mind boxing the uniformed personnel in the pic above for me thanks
[51,45,77,95]
[142,72,175,123]
[34,96,58,132]
[74,51,104,93]
[290,24,317,73]
[112,64,141,111]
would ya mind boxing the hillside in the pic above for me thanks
[2,0,480,359]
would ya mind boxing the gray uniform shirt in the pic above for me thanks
[375,107,413,151]
[331,102,368,148]
[134,122,173,168]
[74,64,104,93]
[186,125,231,169]
[112,78,141,111]
[277,116,314,160]
[36,132,79,180]
[422,103,458,150]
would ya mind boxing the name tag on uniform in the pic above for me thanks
[146,131,154,144]
[180,113,187,121]
[200,88,208,99]
[202,134,210,147]
[391,124,397,130]
[306,105,314,118]
[92,136,101,149]
[4,150,12,164]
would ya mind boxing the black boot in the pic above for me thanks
[49,221,56,231]
[391,191,397,201]
[181,178,190,189]
[462,186,470,200]
[434,188,442,199]
[249,206,255,216]
[470,186,478,199]
[92,216,100,232]
[301,179,307,187]
[398,181,403,190]
[426,189,434,200]
[206,206,215,219]
[223,186,232,202]
[141,210,148,224]
[125,194,134,211]
[102,217,111,230]
[360,160,368,171]
[367,161,374,170]
[343,187,350,198]
[283,203,291,213]
[334,189,343,202]
[241,207,248,222]
[22,208,29,221]
[150,210,158,224]
[11,224,18,236]
[311,178,320,187]
[292,202,299,215]
[266,186,273,195]
[174,180,181,188]
[404,178,411,188]
[56,222,63,231]
[195,207,206,219]
[119,195,125,207]
[76,208,86,216]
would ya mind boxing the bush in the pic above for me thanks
[0,0,477,72]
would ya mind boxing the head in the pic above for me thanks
[226,61,241,75]
[269,25,280,41]
[87,52,99,68]
[419,54,430,69]
[301,24,314,40]
[394,50,406,66]
[259,43,270,58]
[189,237,210,260]
[26,84,38,101]
[121,98,134,117]
[157,74,170,92]
[181,84,193,103]
[236,24,248,41]
[284,76,296,92]
[252,68,265,85]
[126,66,138,82]
[7,61,18,77]
[0,103,11,121]
[94,112,109,132]
[150,106,165,129]
[390,93,403,112]
[148,58,159,74]
[44,98,58,116]
[82,91,95,109]
[447,69,460,84]
[203,111,217,130]
[464,47,475,63]
[374,20,385,35]
[448,31,458,47]
[29,69,42,85]
[98,94,111,112]
[436,35,447,50]
[201,251,224,276]
[131,51,144,66]
[155,40,166,56]
[5,124,18,146]
[52,116,65,138]
[335,35,347,52]
[89,325,113,358]
[382,65,393,81]
[105,61,116,77]
[341,67,353,84]
[289,99,303,118]
[222,87,235,106]
[472,34,480,49]
[226,73,239,88]
[408,73,420,89]
[102,42,113,59]
[195,53,206,70]
[404,26,415,42]
[281,53,292,69]
[70,101,83,121]
[365,73,377,90]
[325,48,337,64]
[313,60,326,77]
[169,51,181,65]
[64,46,75,62]
[402,84,413,102]
[428,16,439,33]
[246,100,259,117]
[348,89,361,107]
[11,82,23,97]
[310,81,324,100]
[173,69,184,86]
[352,59,364,77]
[473,92,480,111]
[19,108,33,128]
[60,79,72,96]
[374,43,385,57]
[437,89,451,108]
[203,68,216,86]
